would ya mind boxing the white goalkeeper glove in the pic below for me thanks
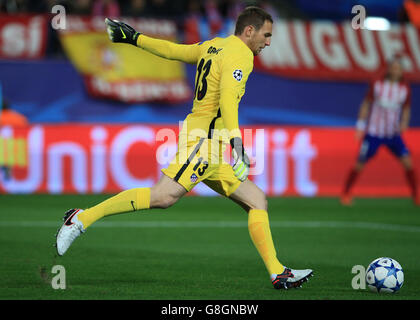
[230,137,250,182]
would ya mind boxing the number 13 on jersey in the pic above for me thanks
[194,58,212,101]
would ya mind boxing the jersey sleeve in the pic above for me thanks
[137,34,201,64]
[219,53,253,140]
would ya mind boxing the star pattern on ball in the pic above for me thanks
[366,258,404,293]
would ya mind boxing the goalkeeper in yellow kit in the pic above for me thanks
[55,7,313,290]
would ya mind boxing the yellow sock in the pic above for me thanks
[248,209,284,277]
[78,187,151,229]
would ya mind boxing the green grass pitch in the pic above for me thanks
[0,194,419,300]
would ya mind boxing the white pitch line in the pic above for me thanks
[0,220,420,233]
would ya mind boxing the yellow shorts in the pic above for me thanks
[161,137,241,197]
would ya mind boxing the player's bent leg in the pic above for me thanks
[341,160,365,206]
[76,187,152,229]
[56,175,186,256]
[229,180,276,274]
[229,179,267,211]
[399,155,419,205]
[342,135,379,206]
[150,174,188,209]
[400,154,412,170]
[56,186,152,256]
[228,180,313,289]
[389,135,419,205]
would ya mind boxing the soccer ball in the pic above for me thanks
[365,257,404,293]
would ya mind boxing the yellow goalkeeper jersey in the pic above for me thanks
[137,34,254,142]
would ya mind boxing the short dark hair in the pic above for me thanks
[234,6,273,35]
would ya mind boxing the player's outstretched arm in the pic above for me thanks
[355,97,371,140]
[105,18,200,64]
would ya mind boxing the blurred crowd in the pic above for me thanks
[0,0,285,57]
[1,0,419,57]
[0,0,283,20]
[2,0,420,23]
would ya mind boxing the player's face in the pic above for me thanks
[249,20,272,56]
[388,60,403,80]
